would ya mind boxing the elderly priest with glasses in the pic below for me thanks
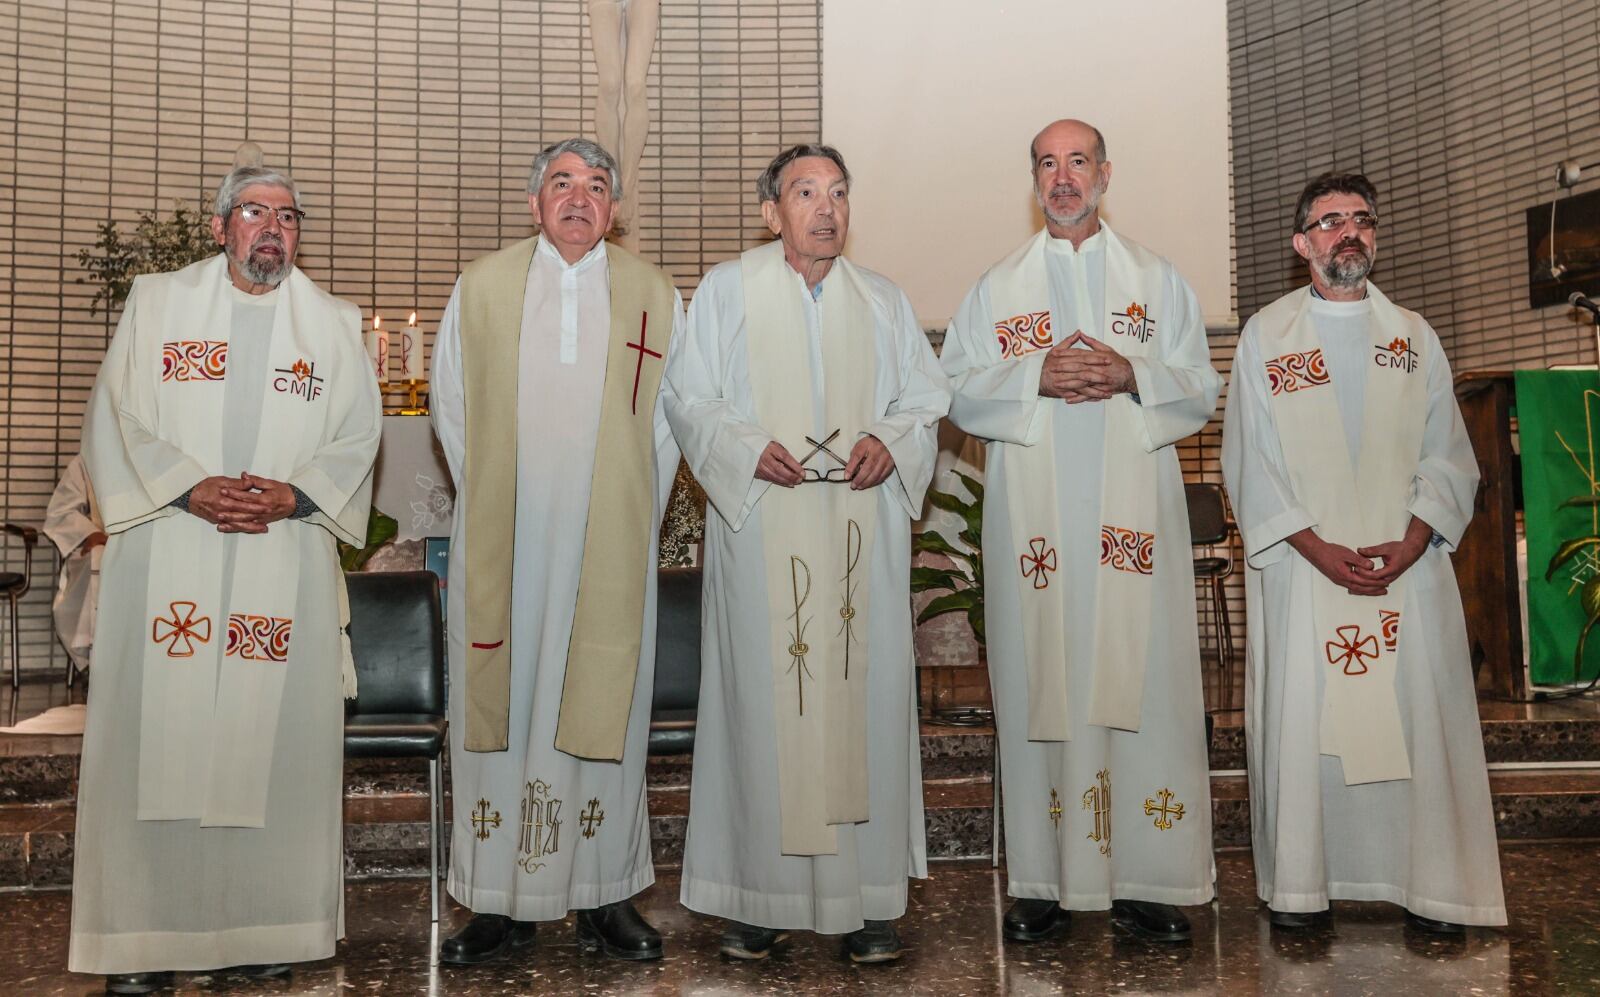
[663,143,950,964]
[430,138,685,965]
[69,165,381,994]
[1222,171,1506,935]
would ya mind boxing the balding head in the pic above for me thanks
[1029,119,1107,170]
[1030,119,1112,238]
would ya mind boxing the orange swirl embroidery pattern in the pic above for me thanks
[162,341,229,382]
[995,310,1054,359]
[225,614,293,662]
[1264,348,1329,396]
[1099,524,1155,575]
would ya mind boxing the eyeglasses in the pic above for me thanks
[1304,211,1378,233]
[796,428,852,485]
[234,202,307,229]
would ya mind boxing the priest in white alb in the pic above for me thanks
[70,165,381,994]
[1221,171,1505,934]
[664,144,950,964]
[44,453,104,676]
[431,138,683,965]
[941,119,1220,945]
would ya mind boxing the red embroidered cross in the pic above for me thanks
[1020,537,1058,590]
[627,312,661,414]
[1324,624,1378,675]
[151,601,212,658]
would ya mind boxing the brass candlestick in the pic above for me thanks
[382,378,429,415]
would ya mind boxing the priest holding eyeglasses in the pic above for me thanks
[663,143,949,964]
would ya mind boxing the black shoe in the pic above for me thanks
[575,900,663,961]
[842,920,904,964]
[439,912,538,965]
[720,921,789,960]
[227,964,292,979]
[104,973,174,995]
[1405,910,1466,936]
[1269,907,1329,930]
[1002,897,1070,942]
[1111,900,1192,942]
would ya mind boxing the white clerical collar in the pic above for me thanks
[1308,286,1370,316]
[1044,223,1108,257]
[227,281,280,307]
[535,234,608,273]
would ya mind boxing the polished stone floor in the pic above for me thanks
[4,844,1598,996]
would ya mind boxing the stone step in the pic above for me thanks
[6,766,1597,890]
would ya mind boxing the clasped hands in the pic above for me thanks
[756,434,895,490]
[1288,519,1433,596]
[187,472,297,534]
[1038,331,1136,402]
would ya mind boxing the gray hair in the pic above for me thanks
[756,144,851,203]
[214,165,301,220]
[1028,123,1108,169]
[527,138,622,200]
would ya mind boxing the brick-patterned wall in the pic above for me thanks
[0,0,822,675]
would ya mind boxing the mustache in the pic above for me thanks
[1333,238,1368,256]
[251,233,285,252]
[1049,183,1081,198]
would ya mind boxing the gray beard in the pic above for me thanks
[239,249,290,287]
[1038,187,1099,229]
[1319,250,1372,288]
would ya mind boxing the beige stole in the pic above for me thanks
[741,240,878,855]
[989,227,1164,740]
[459,237,678,759]
[1257,284,1423,784]
[87,254,365,826]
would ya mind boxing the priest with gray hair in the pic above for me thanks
[430,136,685,965]
[665,143,950,964]
[70,163,381,993]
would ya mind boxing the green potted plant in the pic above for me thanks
[77,198,218,315]
[911,471,989,723]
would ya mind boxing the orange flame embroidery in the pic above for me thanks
[290,358,312,381]
[1386,337,1409,356]
[1125,302,1146,323]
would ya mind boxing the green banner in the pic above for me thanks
[1517,368,1600,685]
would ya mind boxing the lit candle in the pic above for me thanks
[400,311,424,381]
[367,314,388,384]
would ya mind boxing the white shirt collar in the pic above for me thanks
[535,234,608,273]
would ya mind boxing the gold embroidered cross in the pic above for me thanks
[470,798,501,840]
[1082,768,1112,857]
[1143,787,1185,831]
[579,798,605,839]
[151,601,211,658]
[1048,788,1063,827]
[1325,624,1378,676]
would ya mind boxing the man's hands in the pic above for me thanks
[755,435,896,490]
[1039,331,1136,403]
[1287,518,1434,596]
[186,472,298,534]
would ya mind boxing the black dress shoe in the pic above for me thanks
[1112,900,1192,942]
[575,900,663,961]
[439,912,538,965]
[228,964,292,979]
[104,972,175,995]
[1405,910,1466,935]
[842,920,904,964]
[1002,897,1070,942]
[720,921,789,960]
[1269,907,1329,930]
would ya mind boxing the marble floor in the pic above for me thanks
[3,844,1597,996]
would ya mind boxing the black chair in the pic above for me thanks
[1185,482,1237,714]
[650,565,703,755]
[344,570,446,921]
[2,523,39,724]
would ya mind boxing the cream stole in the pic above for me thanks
[1256,284,1423,785]
[458,238,678,759]
[89,254,359,826]
[989,227,1164,740]
[741,240,878,855]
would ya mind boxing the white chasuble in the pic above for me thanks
[742,240,878,855]
[988,229,1165,739]
[432,237,687,920]
[1252,285,1421,785]
[942,225,1219,911]
[665,249,949,932]
[70,255,380,974]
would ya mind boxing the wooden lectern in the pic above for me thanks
[1453,371,1524,700]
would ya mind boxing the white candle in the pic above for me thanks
[400,311,423,381]
[368,314,388,384]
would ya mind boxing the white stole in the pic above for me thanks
[741,240,878,855]
[86,254,365,825]
[989,227,1164,740]
[1255,283,1423,785]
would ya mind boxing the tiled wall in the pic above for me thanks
[0,0,822,674]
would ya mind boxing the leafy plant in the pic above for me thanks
[339,507,400,572]
[911,471,985,648]
[76,198,218,315]
[1544,493,1600,678]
